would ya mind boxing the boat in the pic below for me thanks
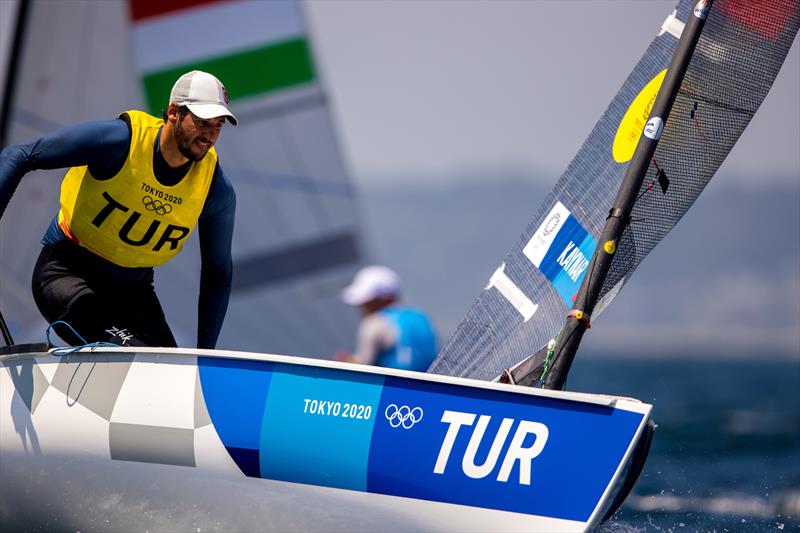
[2,0,798,531]
[1,344,651,531]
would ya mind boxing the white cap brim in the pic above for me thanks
[341,285,371,306]
[186,103,238,126]
[341,281,399,306]
[341,265,401,306]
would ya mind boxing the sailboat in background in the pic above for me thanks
[1,1,798,532]
[0,0,367,356]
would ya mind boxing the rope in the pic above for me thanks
[539,331,561,385]
[501,368,516,385]
[46,320,118,356]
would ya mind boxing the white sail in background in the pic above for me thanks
[0,0,369,357]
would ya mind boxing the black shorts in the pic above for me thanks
[31,240,177,348]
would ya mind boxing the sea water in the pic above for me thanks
[568,357,800,532]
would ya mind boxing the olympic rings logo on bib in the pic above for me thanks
[384,404,424,429]
[142,195,173,215]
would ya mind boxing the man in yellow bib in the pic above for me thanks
[0,71,237,348]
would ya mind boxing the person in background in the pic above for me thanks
[0,70,237,349]
[336,265,437,372]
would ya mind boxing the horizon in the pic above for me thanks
[358,174,799,360]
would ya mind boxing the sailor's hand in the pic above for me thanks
[334,349,352,362]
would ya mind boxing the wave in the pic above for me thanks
[625,490,800,519]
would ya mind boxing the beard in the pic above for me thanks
[174,120,209,162]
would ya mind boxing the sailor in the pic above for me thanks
[0,71,236,348]
[336,265,437,372]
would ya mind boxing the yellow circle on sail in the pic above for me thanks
[612,69,667,163]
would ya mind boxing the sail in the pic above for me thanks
[430,0,800,381]
[0,0,368,356]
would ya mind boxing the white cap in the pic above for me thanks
[169,70,238,125]
[341,266,401,306]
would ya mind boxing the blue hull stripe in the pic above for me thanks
[198,358,644,521]
[198,357,274,476]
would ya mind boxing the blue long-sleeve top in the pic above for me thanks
[0,116,236,349]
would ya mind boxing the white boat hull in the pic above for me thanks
[1,346,652,532]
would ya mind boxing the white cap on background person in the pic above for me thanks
[169,70,238,125]
[341,265,401,306]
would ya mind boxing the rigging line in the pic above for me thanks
[677,87,754,115]
[64,362,95,406]
[45,321,117,355]
[634,180,657,204]
[689,102,711,144]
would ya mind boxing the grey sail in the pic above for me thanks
[430,0,800,381]
[0,0,369,357]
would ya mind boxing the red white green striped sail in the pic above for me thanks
[128,0,316,114]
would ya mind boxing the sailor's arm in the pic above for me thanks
[196,164,236,349]
[348,314,396,365]
[0,119,130,219]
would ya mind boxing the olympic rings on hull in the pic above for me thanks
[384,403,424,429]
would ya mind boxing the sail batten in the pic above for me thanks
[232,232,360,292]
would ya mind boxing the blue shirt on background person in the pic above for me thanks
[335,265,437,372]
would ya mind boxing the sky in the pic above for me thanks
[305,0,799,186]
[2,0,797,182]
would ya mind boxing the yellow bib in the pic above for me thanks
[58,110,217,268]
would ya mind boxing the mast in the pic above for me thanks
[0,0,29,346]
[542,0,713,389]
[0,0,28,147]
